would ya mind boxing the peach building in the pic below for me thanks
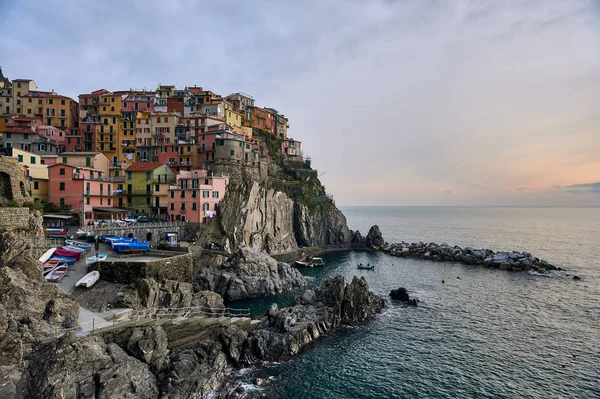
[167,169,229,223]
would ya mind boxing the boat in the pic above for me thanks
[86,253,107,266]
[45,265,69,282]
[307,256,325,267]
[110,237,140,248]
[63,245,86,253]
[42,259,61,275]
[54,248,82,261]
[65,239,92,252]
[295,260,313,268]
[38,248,57,263]
[100,235,121,243]
[75,271,100,288]
[49,256,76,265]
[112,241,150,254]
[45,228,68,236]
[357,263,375,270]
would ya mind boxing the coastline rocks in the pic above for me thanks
[389,287,418,306]
[386,241,558,272]
[351,230,366,248]
[195,245,307,301]
[366,225,384,249]
[242,276,387,361]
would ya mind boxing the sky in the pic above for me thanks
[1,0,599,206]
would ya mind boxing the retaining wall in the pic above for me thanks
[93,253,193,284]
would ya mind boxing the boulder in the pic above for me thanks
[389,287,410,301]
[365,225,384,249]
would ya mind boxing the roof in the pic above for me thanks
[188,87,204,95]
[125,162,166,172]
[92,207,128,213]
[43,214,73,220]
[59,151,100,156]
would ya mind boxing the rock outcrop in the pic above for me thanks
[383,241,559,272]
[389,287,418,306]
[194,245,307,301]
[217,182,352,255]
[366,225,384,249]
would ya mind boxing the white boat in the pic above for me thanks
[45,265,68,282]
[75,271,100,288]
[39,248,56,263]
[295,260,313,268]
[63,245,86,253]
[86,253,107,266]
[65,239,92,252]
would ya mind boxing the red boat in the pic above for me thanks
[53,248,81,261]
[42,259,61,275]
[45,265,68,282]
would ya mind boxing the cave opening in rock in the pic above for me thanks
[0,172,13,200]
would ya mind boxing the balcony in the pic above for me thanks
[59,114,67,119]
[109,161,122,167]
[72,173,122,182]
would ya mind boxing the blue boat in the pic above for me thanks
[50,256,76,265]
[112,241,150,253]
[110,237,140,247]
[357,263,375,270]
[101,235,121,243]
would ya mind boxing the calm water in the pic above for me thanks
[232,207,600,399]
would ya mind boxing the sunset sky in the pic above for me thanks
[1,0,598,206]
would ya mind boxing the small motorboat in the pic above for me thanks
[295,260,313,268]
[45,265,68,282]
[54,248,82,261]
[75,271,100,288]
[38,248,57,263]
[307,256,325,267]
[46,228,68,236]
[86,253,107,266]
[65,239,92,252]
[357,263,375,270]
[63,245,86,253]
[49,256,76,266]
[42,259,61,275]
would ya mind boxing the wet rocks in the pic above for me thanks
[389,287,418,306]
[385,241,558,272]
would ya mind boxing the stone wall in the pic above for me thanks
[93,253,193,284]
[90,222,190,246]
[0,157,30,204]
[0,207,30,229]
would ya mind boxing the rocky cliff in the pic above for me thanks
[217,181,352,255]
[15,276,386,399]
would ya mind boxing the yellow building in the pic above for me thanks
[41,94,78,130]
[125,162,176,216]
[97,93,124,164]
[10,148,49,201]
[135,111,179,162]
[11,79,37,116]
[223,101,243,131]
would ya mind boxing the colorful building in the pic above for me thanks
[124,162,176,216]
[41,92,78,130]
[0,116,57,155]
[281,138,302,159]
[97,92,124,163]
[135,111,179,162]
[167,169,229,223]
[7,148,49,201]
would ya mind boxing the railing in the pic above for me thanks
[109,161,122,167]
[73,174,122,182]
[91,221,187,231]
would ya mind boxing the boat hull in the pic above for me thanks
[46,265,68,282]
[86,254,107,266]
[75,271,100,288]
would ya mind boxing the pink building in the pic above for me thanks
[281,138,302,159]
[167,169,229,223]
[48,163,125,225]
[196,129,245,170]
[36,125,67,151]
[122,92,156,113]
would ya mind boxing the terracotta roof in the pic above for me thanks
[125,162,166,172]
[189,87,204,94]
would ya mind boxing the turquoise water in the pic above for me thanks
[233,207,600,399]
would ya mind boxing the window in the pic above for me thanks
[49,99,53,105]
[59,198,64,207]
[124,102,127,108]
[59,182,65,190]
[181,203,185,211]
[203,203,210,211]
[230,149,234,156]
[62,156,67,163]
[170,203,174,211]
[85,157,91,166]
[146,172,151,180]
[192,203,197,211]
[17,155,23,162]
[127,172,132,179]
[30,156,36,164]
[155,184,159,191]
[24,134,28,140]
[212,191,219,198]
[59,168,65,175]
[61,99,65,105]
[203,191,210,198]
[5,133,10,138]
[170,191,174,198]
[86,197,90,205]
[33,181,39,190]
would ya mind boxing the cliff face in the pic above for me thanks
[217,181,352,254]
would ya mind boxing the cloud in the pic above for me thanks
[552,182,600,194]
[1,0,599,206]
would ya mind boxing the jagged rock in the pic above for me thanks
[103,326,169,374]
[366,225,384,249]
[389,287,410,301]
[18,334,159,399]
[195,246,307,300]
[351,230,366,248]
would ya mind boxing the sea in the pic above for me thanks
[231,207,600,399]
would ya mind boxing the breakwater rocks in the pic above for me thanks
[383,241,559,272]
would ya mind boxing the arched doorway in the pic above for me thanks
[146,232,152,242]
[19,181,26,197]
[127,233,134,238]
[0,172,13,200]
